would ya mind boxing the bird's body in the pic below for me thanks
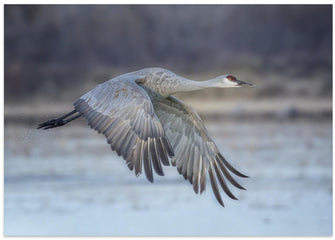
[38,68,252,207]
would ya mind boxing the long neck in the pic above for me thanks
[168,77,220,95]
[142,68,223,97]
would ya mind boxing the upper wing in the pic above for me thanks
[154,96,248,206]
[73,75,174,182]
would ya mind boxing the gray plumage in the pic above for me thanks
[38,67,252,207]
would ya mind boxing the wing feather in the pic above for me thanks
[74,75,174,182]
[217,153,249,178]
[213,160,238,200]
[149,138,164,176]
[216,157,246,190]
[142,141,153,182]
[156,138,170,166]
[134,139,143,176]
[208,163,224,207]
[154,95,247,206]
[199,158,207,194]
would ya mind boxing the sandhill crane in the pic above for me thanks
[38,68,253,207]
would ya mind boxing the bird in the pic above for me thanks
[37,67,253,207]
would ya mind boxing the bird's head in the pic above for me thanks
[217,74,254,88]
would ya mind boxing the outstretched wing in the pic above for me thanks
[73,75,174,182]
[154,96,248,206]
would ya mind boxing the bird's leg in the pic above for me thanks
[37,109,81,130]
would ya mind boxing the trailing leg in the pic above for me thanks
[37,109,81,130]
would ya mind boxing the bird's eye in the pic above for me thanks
[227,75,237,81]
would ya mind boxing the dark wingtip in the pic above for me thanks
[236,184,246,191]
[162,136,175,158]
[218,153,249,178]
[193,182,199,194]
[237,172,250,178]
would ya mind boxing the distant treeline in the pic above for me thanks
[4,5,332,101]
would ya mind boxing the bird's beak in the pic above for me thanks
[237,80,254,87]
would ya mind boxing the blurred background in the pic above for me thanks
[4,5,332,236]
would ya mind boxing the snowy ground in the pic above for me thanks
[4,119,332,236]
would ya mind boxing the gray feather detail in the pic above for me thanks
[187,146,195,183]
[192,147,200,194]
[161,136,174,157]
[217,153,249,178]
[115,128,132,157]
[126,141,138,170]
[199,158,207,194]
[142,141,153,182]
[114,126,130,154]
[107,122,128,146]
[150,139,164,176]
[97,117,113,134]
[73,76,173,183]
[121,131,137,160]
[134,140,143,176]
[171,132,183,150]
[193,178,199,194]
[181,141,192,180]
[127,161,134,171]
[93,115,107,131]
[154,95,246,206]
[216,156,246,190]
[103,119,120,136]
[213,160,238,200]
[208,163,224,207]
[156,138,170,166]
[169,135,183,167]
[87,112,100,128]
[85,109,96,123]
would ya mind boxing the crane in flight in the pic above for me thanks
[38,68,253,207]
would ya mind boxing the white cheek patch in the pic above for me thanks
[225,79,239,86]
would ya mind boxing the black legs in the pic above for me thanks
[37,109,81,130]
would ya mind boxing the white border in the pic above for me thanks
[1,3,333,240]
